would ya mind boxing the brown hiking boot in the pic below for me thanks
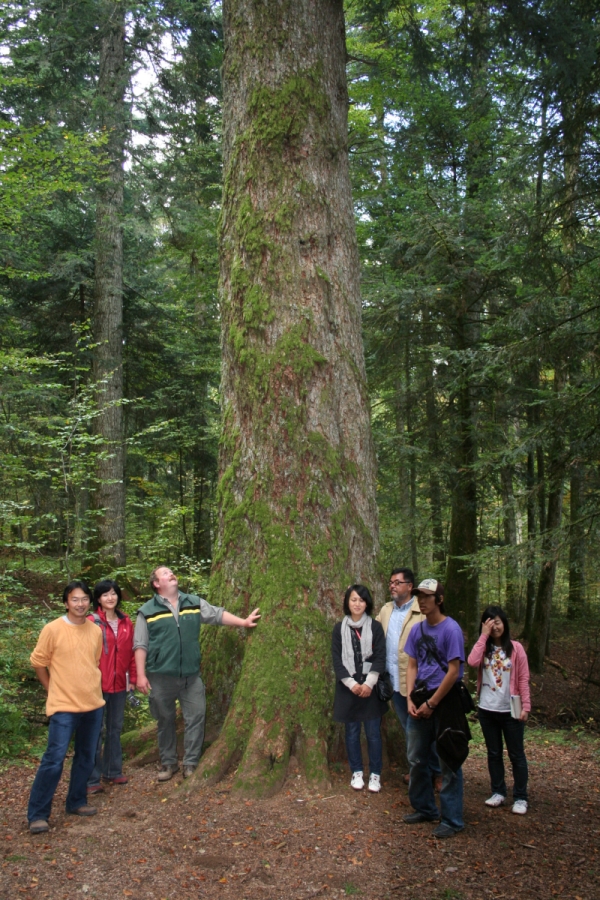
[29,819,49,834]
[69,805,97,817]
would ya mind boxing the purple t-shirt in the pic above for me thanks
[404,617,465,690]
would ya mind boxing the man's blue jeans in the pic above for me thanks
[345,718,382,775]
[407,712,463,830]
[28,707,104,822]
[88,691,127,784]
[392,691,441,776]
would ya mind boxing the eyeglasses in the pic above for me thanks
[389,579,410,587]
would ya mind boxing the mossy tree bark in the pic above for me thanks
[91,1,127,569]
[197,0,379,796]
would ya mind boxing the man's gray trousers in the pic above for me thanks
[148,672,206,768]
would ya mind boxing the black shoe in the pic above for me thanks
[403,811,439,824]
[432,823,463,839]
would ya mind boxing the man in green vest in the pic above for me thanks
[134,566,260,781]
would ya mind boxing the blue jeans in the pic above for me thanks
[345,718,382,776]
[28,707,104,822]
[407,712,464,830]
[88,691,127,784]
[392,691,441,776]
[478,707,528,801]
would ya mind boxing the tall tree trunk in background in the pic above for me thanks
[523,447,537,640]
[405,337,418,575]
[192,441,213,562]
[568,460,585,616]
[91,1,127,569]
[445,354,479,643]
[564,105,586,619]
[527,368,567,672]
[500,465,520,621]
[444,0,490,645]
[423,336,445,568]
[197,0,379,796]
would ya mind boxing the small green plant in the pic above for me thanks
[439,890,464,900]
[344,884,360,896]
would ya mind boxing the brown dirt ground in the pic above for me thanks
[2,634,599,900]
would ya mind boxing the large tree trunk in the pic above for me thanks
[196,0,379,796]
[91,2,127,568]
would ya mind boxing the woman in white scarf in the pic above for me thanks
[332,584,389,792]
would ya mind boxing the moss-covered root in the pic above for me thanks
[185,718,330,798]
[121,722,160,766]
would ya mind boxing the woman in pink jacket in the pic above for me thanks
[468,606,531,815]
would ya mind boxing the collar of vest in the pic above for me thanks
[138,592,200,618]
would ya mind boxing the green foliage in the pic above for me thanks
[346,0,600,628]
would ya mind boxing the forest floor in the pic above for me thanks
[1,631,599,900]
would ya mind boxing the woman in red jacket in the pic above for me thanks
[468,606,531,815]
[87,580,136,792]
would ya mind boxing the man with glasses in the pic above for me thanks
[377,568,441,787]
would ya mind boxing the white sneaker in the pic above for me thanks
[368,773,381,793]
[512,800,528,815]
[350,771,364,790]
[485,793,506,807]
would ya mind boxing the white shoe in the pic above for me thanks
[368,773,381,793]
[485,793,506,807]
[512,800,528,815]
[350,771,364,790]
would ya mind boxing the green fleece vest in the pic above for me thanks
[138,593,202,678]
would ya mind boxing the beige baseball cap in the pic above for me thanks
[415,578,438,595]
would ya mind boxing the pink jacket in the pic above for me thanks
[467,634,531,712]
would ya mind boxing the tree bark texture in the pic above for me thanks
[523,447,537,640]
[500,465,520,622]
[527,368,567,673]
[567,461,585,617]
[198,0,379,796]
[91,2,127,568]
[423,337,445,567]
[445,368,479,645]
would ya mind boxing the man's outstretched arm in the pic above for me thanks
[221,609,261,628]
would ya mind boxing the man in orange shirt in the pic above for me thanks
[27,581,105,834]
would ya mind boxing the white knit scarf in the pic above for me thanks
[341,613,373,677]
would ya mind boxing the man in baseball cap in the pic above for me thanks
[402,579,467,838]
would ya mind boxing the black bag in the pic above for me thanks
[456,681,476,713]
[376,670,393,702]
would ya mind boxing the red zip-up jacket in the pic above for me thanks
[87,609,137,693]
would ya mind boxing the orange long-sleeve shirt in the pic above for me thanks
[30,617,105,716]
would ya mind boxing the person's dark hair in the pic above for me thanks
[390,567,414,588]
[479,605,513,658]
[92,579,122,611]
[343,584,374,617]
[62,580,92,604]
